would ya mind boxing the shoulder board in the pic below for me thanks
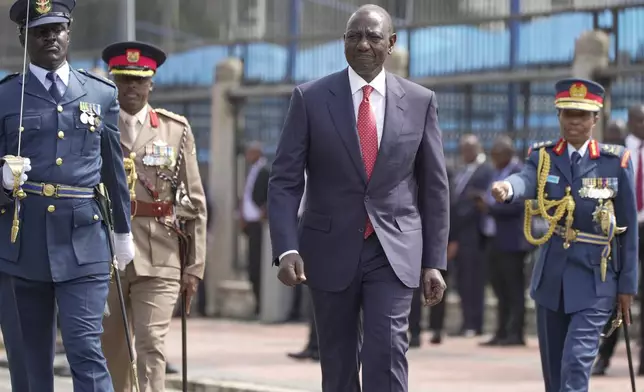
[154,108,189,126]
[0,72,19,85]
[531,140,557,150]
[77,69,115,88]
[599,143,625,158]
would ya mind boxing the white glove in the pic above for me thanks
[2,158,31,190]
[114,232,135,271]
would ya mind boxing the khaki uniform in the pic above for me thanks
[101,105,207,392]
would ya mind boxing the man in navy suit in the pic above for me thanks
[268,4,449,391]
[0,0,134,390]
[477,135,532,346]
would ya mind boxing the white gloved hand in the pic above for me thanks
[2,158,31,191]
[114,232,135,271]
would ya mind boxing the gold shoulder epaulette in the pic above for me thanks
[77,69,115,88]
[600,143,630,168]
[154,108,189,126]
[0,73,19,85]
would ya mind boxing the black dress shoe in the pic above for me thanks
[450,329,480,338]
[637,363,644,376]
[287,348,319,361]
[409,335,421,348]
[429,332,442,345]
[479,336,502,346]
[592,357,610,376]
[166,362,180,374]
[498,336,525,346]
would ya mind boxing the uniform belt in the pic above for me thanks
[23,181,95,199]
[131,200,173,217]
[554,226,610,246]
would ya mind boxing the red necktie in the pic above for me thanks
[357,85,379,238]
[637,143,643,211]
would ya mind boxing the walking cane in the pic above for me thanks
[96,184,141,392]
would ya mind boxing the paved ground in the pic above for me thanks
[162,318,642,392]
[0,318,640,391]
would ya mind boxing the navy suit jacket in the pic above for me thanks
[450,161,494,245]
[268,68,449,292]
[0,68,131,282]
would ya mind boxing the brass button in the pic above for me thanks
[19,127,24,132]
[0,208,5,214]
[93,214,99,221]
[47,205,55,213]
[57,105,63,113]
[55,158,63,166]
[57,131,64,139]
[90,126,95,132]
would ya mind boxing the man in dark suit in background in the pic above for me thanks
[477,135,532,346]
[449,134,494,337]
[268,5,449,391]
[241,141,270,316]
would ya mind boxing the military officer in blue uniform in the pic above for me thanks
[491,78,638,392]
[0,0,135,391]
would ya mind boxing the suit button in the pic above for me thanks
[57,131,64,139]
[47,205,55,213]
[55,158,63,166]
[358,228,364,233]
[57,105,63,113]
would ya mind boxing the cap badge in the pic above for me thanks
[34,0,52,15]
[569,83,588,99]
[126,50,140,64]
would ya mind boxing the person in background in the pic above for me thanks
[240,141,269,317]
[449,134,494,337]
[477,135,532,347]
[603,119,626,146]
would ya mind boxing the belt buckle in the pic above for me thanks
[565,228,578,241]
[42,183,58,198]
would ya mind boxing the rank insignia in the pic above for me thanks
[34,0,52,15]
[579,177,618,199]
[143,140,176,167]
[126,49,140,63]
[79,102,102,127]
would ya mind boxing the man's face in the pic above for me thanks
[344,10,396,81]
[21,23,70,70]
[490,145,511,169]
[113,75,152,115]
[558,109,597,146]
[628,107,644,140]
[459,142,478,164]
[245,148,261,164]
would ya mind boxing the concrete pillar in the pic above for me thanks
[385,47,409,78]
[259,224,293,323]
[205,58,243,316]
[572,30,610,141]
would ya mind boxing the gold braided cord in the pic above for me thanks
[523,148,576,246]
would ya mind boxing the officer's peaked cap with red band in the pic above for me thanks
[101,41,167,78]
[554,78,605,112]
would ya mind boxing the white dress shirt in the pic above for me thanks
[29,62,69,97]
[504,139,590,199]
[278,67,388,262]
[625,134,644,223]
[242,157,268,222]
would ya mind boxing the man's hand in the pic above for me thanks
[618,294,634,325]
[422,268,446,307]
[446,242,458,261]
[491,181,510,203]
[113,232,135,270]
[277,253,306,287]
[181,273,200,315]
[2,157,31,190]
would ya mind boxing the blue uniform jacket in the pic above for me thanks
[0,68,131,282]
[505,139,638,314]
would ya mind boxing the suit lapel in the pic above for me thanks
[19,71,55,104]
[327,69,367,184]
[368,73,406,188]
[59,69,88,106]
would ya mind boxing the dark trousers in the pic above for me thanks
[306,293,319,351]
[487,243,527,339]
[311,235,413,392]
[409,270,448,336]
[454,235,488,333]
[244,221,263,314]
[596,223,644,366]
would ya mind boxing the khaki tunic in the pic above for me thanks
[101,106,207,392]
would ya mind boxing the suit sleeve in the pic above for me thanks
[179,124,208,280]
[268,87,308,264]
[615,156,639,295]
[0,112,13,207]
[415,91,449,271]
[505,151,539,202]
[489,166,525,216]
[100,88,131,234]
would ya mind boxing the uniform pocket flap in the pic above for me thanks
[73,202,103,228]
[302,211,331,232]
